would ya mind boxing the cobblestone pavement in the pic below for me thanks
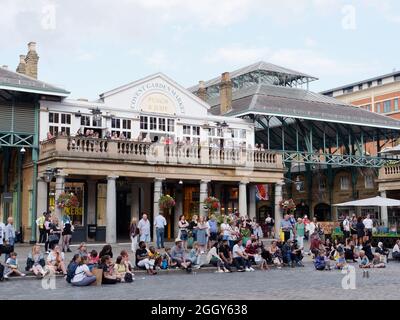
[1,241,400,300]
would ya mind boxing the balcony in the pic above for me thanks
[379,162,400,181]
[39,136,283,171]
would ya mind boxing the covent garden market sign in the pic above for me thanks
[131,81,185,115]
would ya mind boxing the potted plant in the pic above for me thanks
[279,199,296,215]
[56,192,79,209]
[159,194,176,215]
[203,196,220,216]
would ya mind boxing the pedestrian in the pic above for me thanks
[0,219,6,254]
[4,217,16,262]
[178,214,189,250]
[61,215,73,253]
[36,212,47,244]
[129,217,139,255]
[392,239,400,261]
[196,216,208,254]
[138,213,151,243]
[356,216,365,248]
[363,214,373,243]
[280,214,293,243]
[265,214,274,239]
[295,218,305,249]
[342,215,350,240]
[350,215,358,245]
[44,214,51,253]
[154,213,167,249]
[189,215,198,242]
[207,215,218,249]
[48,217,62,251]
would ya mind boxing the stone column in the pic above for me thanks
[199,180,210,217]
[153,178,164,241]
[248,184,257,220]
[36,178,48,218]
[380,190,389,227]
[239,181,248,217]
[175,188,183,237]
[274,181,284,239]
[54,171,67,220]
[106,175,118,244]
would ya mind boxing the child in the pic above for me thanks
[314,250,327,271]
[4,252,25,278]
[371,253,385,268]
[335,252,347,270]
[163,247,176,269]
[189,242,200,266]
[359,250,371,278]
[148,246,162,269]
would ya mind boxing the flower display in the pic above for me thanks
[56,192,79,208]
[159,194,176,211]
[203,196,220,214]
[279,199,296,214]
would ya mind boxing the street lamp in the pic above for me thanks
[20,147,26,154]
[43,166,57,183]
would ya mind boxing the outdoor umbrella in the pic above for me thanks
[333,196,400,207]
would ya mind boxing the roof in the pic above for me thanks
[320,70,400,95]
[0,66,70,97]
[188,61,318,92]
[210,83,400,130]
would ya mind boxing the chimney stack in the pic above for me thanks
[197,81,207,101]
[16,55,26,74]
[24,41,39,79]
[219,72,232,114]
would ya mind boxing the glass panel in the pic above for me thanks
[192,126,200,136]
[168,119,174,132]
[150,117,157,130]
[97,183,107,227]
[63,183,85,227]
[183,125,190,135]
[159,118,166,131]
[140,116,148,130]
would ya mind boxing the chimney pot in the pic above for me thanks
[197,80,207,101]
[219,72,232,114]
[28,41,37,52]
[19,55,26,63]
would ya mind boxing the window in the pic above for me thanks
[395,98,399,111]
[111,118,120,129]
[167,119,175,132]
[183,125,200,144]
[365,175,374,189]
[81,116,90,126]
[344,87,353,94]
[384,100,391,113]
[97,183,107,226]
[192,126,200,136]
[395,75,400,81]
[140,116,148,130]
[368,81,372,88]
[122,119,131,130]
[240,129,247,139]
[319,179,326,191]
[376,103,381,113]
[158,118,166,131]
[111,118,131,139]
[183,125,191,135]
[149,117,157,130]
[48,112,71,137]
[377,79,382,85]
[358,84,363,90]
[92,117,102,127]
[340,176,349,191]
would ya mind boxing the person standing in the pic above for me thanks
[154,213,167,249]
[0,219,5,253]
[356,216,365,248]
[138,213,151,244]
[129,217,139,255]
[363,214,373,242]
[178,215,190,250]
[280,214,293,243]
[196,216,209,254]
[295,218,305,249]
[265,214,274,239]
[4,217,16,262]
[61,215,73,253]
[342,215,351,240]
[36,212,47,244]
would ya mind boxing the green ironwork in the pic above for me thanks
[0,131,34,147]
[30,100,39,243]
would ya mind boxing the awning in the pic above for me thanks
[333,196,400,207]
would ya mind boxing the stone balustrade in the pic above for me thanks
[379,163,400,180]
[39,136,283,170]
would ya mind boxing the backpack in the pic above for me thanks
[66,262,79,283]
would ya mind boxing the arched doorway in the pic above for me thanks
[314,203,331,221]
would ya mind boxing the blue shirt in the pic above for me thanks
[280,220,293,231]
[208,220,218,233]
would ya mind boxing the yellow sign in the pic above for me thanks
[140,93,176,115]
[64,207,83,216]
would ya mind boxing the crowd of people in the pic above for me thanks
[1,210,400,283]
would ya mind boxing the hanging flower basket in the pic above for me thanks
[159,194,176,212]
[56,192,79,209]
[279,199,296,214]
[203,196,220,214]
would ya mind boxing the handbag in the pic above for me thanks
[124,272,133,283]
[279,229,285,242]
[48,234,59,242]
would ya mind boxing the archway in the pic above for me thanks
[314,203,331,221]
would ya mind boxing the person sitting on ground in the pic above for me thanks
[371,253,386,268]
[335,251,347,270]
[47,245,67,276]
[218,239,233,272]
[314,250,328,271]
[232,239,253,272]
[310,234,323,258]
[291,240,304,267]
[161,247,176,269]
[269,240,283,269]
[362,240,374,261]
[99,244,113,259]
[207,241,230,273]
[99,255,120,284]
[148,246,162,269]
[188,242,200,267]
[344,239,358,262]
[26,244,47,278]
[4,252,25,278]
[114,255,134,282]
[375,242,389,263]
[76,242,88,258]
[392,239,400,261]
[170,238,192,273]
[244,240,257,265]
[88,250,99,270]
[135,241,156,275]
[70,255,96,286]
[359,250,372,268]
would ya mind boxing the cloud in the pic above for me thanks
[76,52,96,61]
[204,45,379,78]
[145,51,169,69]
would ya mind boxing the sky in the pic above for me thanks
[1,0,400,99]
